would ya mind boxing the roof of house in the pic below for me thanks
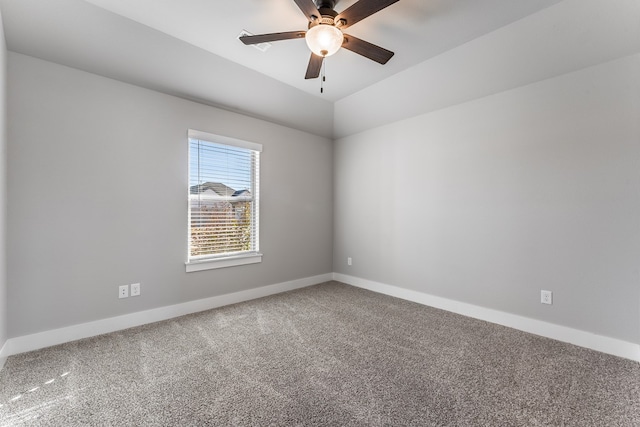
[189,182,236,196]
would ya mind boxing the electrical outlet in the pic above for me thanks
[347,257,352,266]
[541,290,552,305]
[131,283,140,297]
[119,285,129,299]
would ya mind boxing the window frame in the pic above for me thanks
[185,129,262,272]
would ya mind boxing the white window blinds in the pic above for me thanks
[188,130,261,263]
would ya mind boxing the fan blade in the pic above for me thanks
[305,53,324,79]
[342,34,394,64]
[336,0,400,29]
[293,0,320,21]
[239,31,306,45]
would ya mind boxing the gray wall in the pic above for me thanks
[0,9,7,353]
[334,53,640,344]
[7,53,333,337]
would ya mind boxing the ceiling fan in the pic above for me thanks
[239,0,400,79]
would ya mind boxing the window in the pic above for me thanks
[186,130,262,272]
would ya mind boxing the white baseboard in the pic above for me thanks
[3,272,638,363]
[334,273,640,362]
[1,273,333,359]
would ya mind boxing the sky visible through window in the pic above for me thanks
[189,138,253,193]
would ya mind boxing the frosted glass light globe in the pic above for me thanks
[305,24,343,57]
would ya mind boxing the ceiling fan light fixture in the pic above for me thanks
[240,0,398,79]
[305,24,343,57]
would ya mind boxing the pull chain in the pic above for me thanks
[321,58,326,94]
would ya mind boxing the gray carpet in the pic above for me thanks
[0,281,638,426]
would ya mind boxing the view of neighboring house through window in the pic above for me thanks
[187,130,262,271]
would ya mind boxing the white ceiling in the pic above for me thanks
[7,0,559,101]
[0,0,568,137]
[73,0,559,101]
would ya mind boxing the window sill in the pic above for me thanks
[185,253,263,273]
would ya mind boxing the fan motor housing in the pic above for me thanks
[315,0,336,9]
[309,5,338,29]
